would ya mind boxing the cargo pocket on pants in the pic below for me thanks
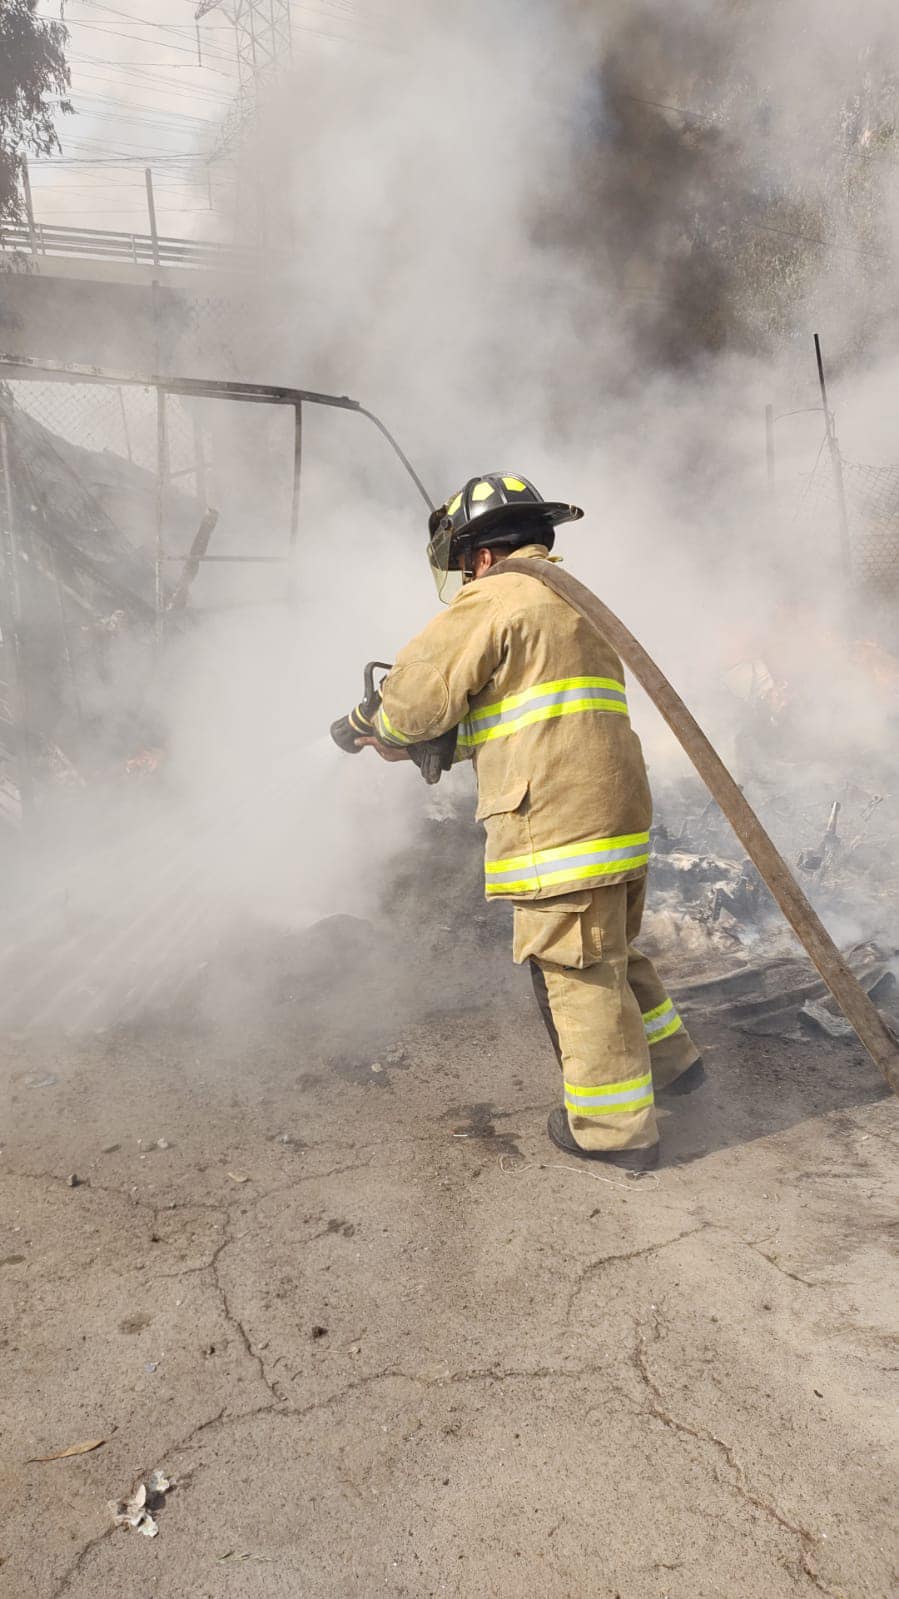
[512,891,600,969]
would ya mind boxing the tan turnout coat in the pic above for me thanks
[376,546,652,900]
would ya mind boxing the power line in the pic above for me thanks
[29,152,223,163]
[77,0,233,32]
[71,53,238,75]
[36,14,237,62]
[50,102,221,135]
[72,65,236,101]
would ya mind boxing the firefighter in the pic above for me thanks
[334,474,703,1169]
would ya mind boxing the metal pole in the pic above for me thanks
[765,403,775,500]
[192,415,207,505]
[288,401,302,604]
[46,541,84,732]
[813,333,851,581]
[155,387,169,641]
[117,387,133,462]
[21,156,37,256]
[145,166,160,268]
[0,417,35,820]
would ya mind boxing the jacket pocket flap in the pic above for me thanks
[475,779,529,821]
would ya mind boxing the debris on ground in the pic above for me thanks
[677,939,899,1041]
[109,1469,176,1538]
[28,1438,107,1463]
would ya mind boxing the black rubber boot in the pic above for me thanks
[546,1108,660,1170]
[656,1056,706,1099]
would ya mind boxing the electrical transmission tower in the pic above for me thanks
[195,1,293,123]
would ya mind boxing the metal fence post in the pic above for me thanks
[288,401,303,604]
[814,334,851,581]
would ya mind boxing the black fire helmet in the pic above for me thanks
[426,472,584,600]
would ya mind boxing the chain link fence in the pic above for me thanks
[793,449,899,595]
[7,380,199,486]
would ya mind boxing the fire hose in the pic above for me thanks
[486,557,899,1098]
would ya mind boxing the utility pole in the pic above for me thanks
[145,167,160,267]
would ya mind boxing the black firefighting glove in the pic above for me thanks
[405,726,458,785]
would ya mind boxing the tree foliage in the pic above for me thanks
[0,0,71,225]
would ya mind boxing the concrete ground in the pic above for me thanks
[1,903,897,1599]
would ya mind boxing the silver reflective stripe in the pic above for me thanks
[471,684,627,733]
[645,1003,679,1039]
[486,839,649,886]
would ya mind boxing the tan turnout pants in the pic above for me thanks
[512,877,699,1152]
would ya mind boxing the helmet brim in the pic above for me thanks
[460,501,583,543]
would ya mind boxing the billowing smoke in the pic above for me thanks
[3,0,899,1027]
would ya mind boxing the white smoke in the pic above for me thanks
[5,0,899,1027]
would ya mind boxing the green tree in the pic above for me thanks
[0,0,71,226]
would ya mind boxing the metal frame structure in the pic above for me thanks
[196,0,292,121]
[0,354,433,640]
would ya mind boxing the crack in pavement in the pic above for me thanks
[703,1222,831,1291]
[46,1346,850,1597]
[207,1226,287,1405]
[47,1402,229,1599]
[565,1223,709,1323]
[631,1306,846,1598]
[738,1240,825,1290]
[49,1525,117,1599]
[0,1166,230,1218]
[17,1156,864,1598]
[243,1152,380,1225]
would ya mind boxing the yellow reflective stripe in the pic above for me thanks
[565,1072,652,1098]
[486,857,650,894]
[486,831,650,874]
[643,1000,673,1024]
[459,697,627,747]
[642,998,684,1045]
[375,705,414,746]
[469,676,626,722]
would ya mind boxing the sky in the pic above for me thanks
[28,0,393,237]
